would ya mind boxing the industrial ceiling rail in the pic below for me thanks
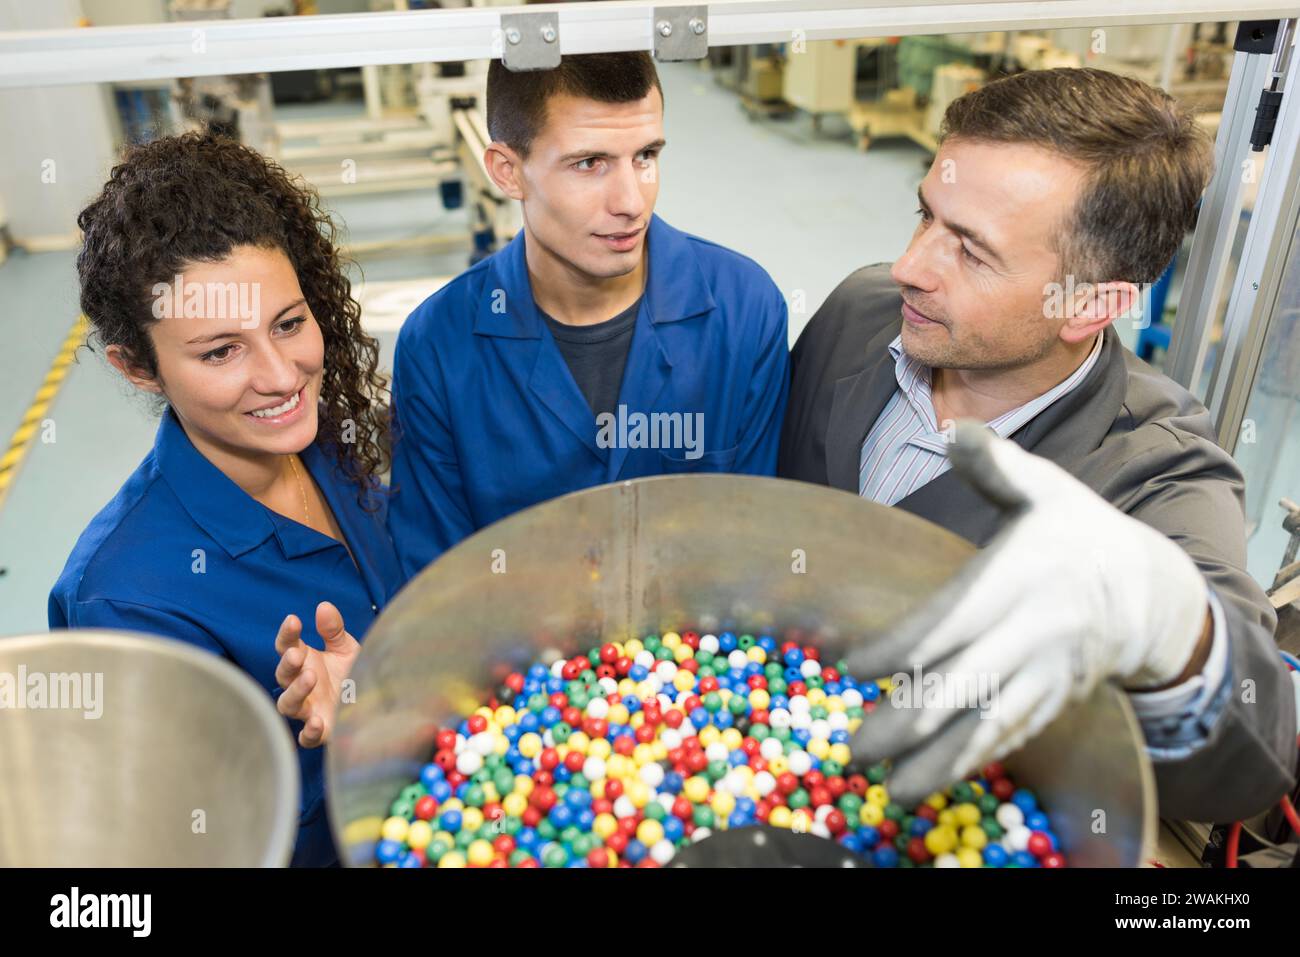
[0,0,1298,88]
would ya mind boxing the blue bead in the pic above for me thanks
[399,852,422,868]
[506,746,523,764]
[758,635,777,652]
[744,662,762,677]
[419,764,444,789]
[519,712,540,733]
[457,719,471,737]
[566,858,588,868]
[504,725,522,743]
[576,808,596,831]
[719,632,738,653]
[909,817,933,836]
[728,810,750,829]
[830,730,850,744]
[661,772,684,794]
[792,728,811,747]
[540,706,562,726]
[517,827,539,850]
[528,664,548,680]
[455,781,471,801]
[770,694,790,710]
[565,788,591,809]
[628,665,649,681]
[840,834,863,853]
[784,666,803,684]
[430,780,452,802]
[690,707,709,726]
[1012,789,1038,814]
[857,825,879,846]
[714,710,734,729]
[861,683,880,702]
[872,846,899,868]
[549,804,574,828]
[824,681,842,695]
[728,750,749,767]
[983,845,1009,867]
[624,839,648,864]
[783,648,804,667]
[553,766,572,783]
[1012,850,1039,868]
[735,796,757,815]
[376,839,403,864]
[545,675,564,693]
[623,694,642,712]
[440,810,462,833]
[663,816,685,842]
[1026,811,1051,832]
[511,758,534,776]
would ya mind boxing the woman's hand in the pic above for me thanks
[274,601,360,748]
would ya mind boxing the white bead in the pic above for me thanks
[634,650,655,669]
[753,771,776,796]
[728,650,750,671]
[787,750,812,776]
[455,751,483,775]
[660,729,682,751]
[470,732,495,756]
[810,822,831,839]
[453,733,467,754]
[768,708,792,729]
[828,711,849,731]
[705,742,729,763]
[788,696,811,715]
[935,853,961,868]
[640,762,665,788]
[598,677,619,695]
[679,720,697,738]
[692,827,712,843]
[809,719,832,741]
[724,771,748,795]
[1007,825,1032,852]
[657,693,675,711]
[996,803,1024,830]
[800,659,821,678]
[542,730,555,748]
[657,793,676,814]
[841,688,864,707]
[586,698,609,719]
[759,737,784,761]
[814,804,833,823]
[613,796,636,819]
[790,711,812,731]
[655,661,677,682]
[550,659,566,677]
[699,634,719,654]
[583,757,606,781]
[650,840,676,865]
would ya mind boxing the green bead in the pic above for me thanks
[571,833,594,857]
[543,844,568,867]
[455,829,475,849]
[484,753,503,770]
[644,802,667,822]
[699,666,717,679]
[836,659,850,675]
[580,669,597,684]
[537,819,558,841]
[867,764,888,784]
[771,726,791,743]
[568,774,589,792]
[806,675,824,690]
[765,662,784,678]
[749,723,770,741]
[950,781,974,802]
[643,635,661,652]
[472,768,492,785]
[821,759,843,778]
[529,693,548,714]
[884,802,906,822]
[898,856,916,868]
[509,849,532,866]
[838,793,863,817]
[586,649,601,666]
[788,788,810,810]
[695,649,714,666]
[981,817,1003,839]
[494,769,516,795]
[463,785,486,807]
[551,722,571,744]
[503,816,522,835]
[783,739,800,756]
[389,798,415,819]
[769,678,787,695]
[978,793,1000,814]
[738,634,755,649]
[809,704,828,720]
[655,646,675,662]
[706,760,729,781]
[560,826,581,845]
[427,839,450,862]
[727,694,748,716]
[571,691,589,709]
[901,814,916,834]
[703,692,722,712]
[399,784,425,804]
[693,806,714,828]
[846,706,865,720]
[567,680,585,698]
[893,833,910,851]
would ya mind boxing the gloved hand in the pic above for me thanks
[846,420,1210,806]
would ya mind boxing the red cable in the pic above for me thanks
[1225,821,1241,868]
[1281,795,1300,838]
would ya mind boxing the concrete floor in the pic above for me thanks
[0,60,1291,636]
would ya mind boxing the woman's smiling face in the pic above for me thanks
[113,244,325,459]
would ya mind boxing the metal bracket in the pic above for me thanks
[652,6,707,62]
[500,12,560,72]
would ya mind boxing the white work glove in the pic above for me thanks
[846,420,1209,806]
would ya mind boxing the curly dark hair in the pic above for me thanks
[76,131,391,506]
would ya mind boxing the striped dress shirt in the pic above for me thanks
[859,332,1104,503]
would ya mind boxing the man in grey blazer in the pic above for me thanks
[779,67,1296,824]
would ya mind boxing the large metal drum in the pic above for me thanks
[329,475,1156,866]
[0,631,299,866]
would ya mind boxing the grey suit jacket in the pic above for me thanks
[778,263,1297,823]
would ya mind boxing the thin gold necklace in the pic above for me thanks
[286,454,310,525]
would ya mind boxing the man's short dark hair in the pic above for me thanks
[487,52,663,158]
[940,67,1214,285]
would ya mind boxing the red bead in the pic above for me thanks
[493,834,515,855]
[482,803,502,822]
[522,806,541,828]
[532,770,553,788]
[433,748,456,772]
[747,675,768,690]
[878,819,899,840]
[1027,832,1053,858]
[635,859,660,868]
[517,857,539,868]
[1041,852,1067,869]
[446,771,466,789]
[562,707,582,727]
[618,816,640,835]
[530,787,557,811]
[698,677,720,694]
[415,796,437,820]
[614,736,636,756]
[587,848,609,868]
[682,736,703,751]
[756,800,772,822]
[585,718,609,739]
[605,832,629,855]
[780,641,800,656]
[681,632,700,649]
[614,657,633,676]
[505,673,525,693]
[810,787,832,808]
[549,692,569,710]
[802,645,820,661]
[435,729,457,752]
[982,761,1006,781]
[635,725,656,744]
[846,774,868,795]
[991,778,1015,800]
[664,709,684,729]
[681,696,703,714]
[686,751,709,773]
[907,837,929,863]
[600,644,620,664]
[539,749,560,771]
[672,797,693,820]
[915,804,937,822]
[750,709,770,726]
[604,779,624,800]
[410,848,427,867]
[488,857,508,868]
[592,798,613,815]
[821,667,840,683]
[740,737,760,757]
[564,751,585,773]
[804,770,825,790]
[777,772,799,795]
[826,776,847,798]
[826,809,847,835]
[467,714,488,734]
[596,664,616,680]
[787,681,807,697]
[679,659,699,674]
[750,757,769,774]
[561,660,582,680]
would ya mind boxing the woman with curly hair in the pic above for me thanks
[48,132,400,867]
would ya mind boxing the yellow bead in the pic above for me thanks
[493,706,516,727]
[790,809,812,833]
[617,679,636,697]
[632,744,655,767]
[406,820,433,850]
[662,632,681,649]
[624,639,643,657]
[588,738,612,761]
[683,776,711,803]
[567,732,590,754]
[589,779,606,800]
[493,734,509,755]
[637,819,665,846]
[747,646,766,664]
[710,790,735,817]
[381,816,409,843]
[674,671,696,692]
[518,733,542,759]
[437,851,466,868]
[924,792,948,810]
[473,706,494,721]
[969,781,985,797]
[961,825,988,850]
[626,780,651,808]
[635,681,657,700]
[749,689,771,711]
[608,704,630,725]
[806,688,827,707]
[720,728,743,751]
[650,741,668,761]
[769,806,793,829]
[859,802,884,826]
[674,643,694,663]
[593,813,618,839]
[807,738,831,760]
[938,809,957,828]
[467,840,494,867]
[828,743,852,766]
[924,824,957,856]
[440,798,464,813]
[954,803,981,827]
[957,847,984,868]
[503,793,527,817]
[767,755,788,776]
[630,713,645,729]
[698,726,721,748]
[461,807,484,832]
[731,764,754,782]
[825,696,846,713]
[556,744,570,760]
[866,785,889,807]
[481,783,499,804]
[514,775,534,798]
